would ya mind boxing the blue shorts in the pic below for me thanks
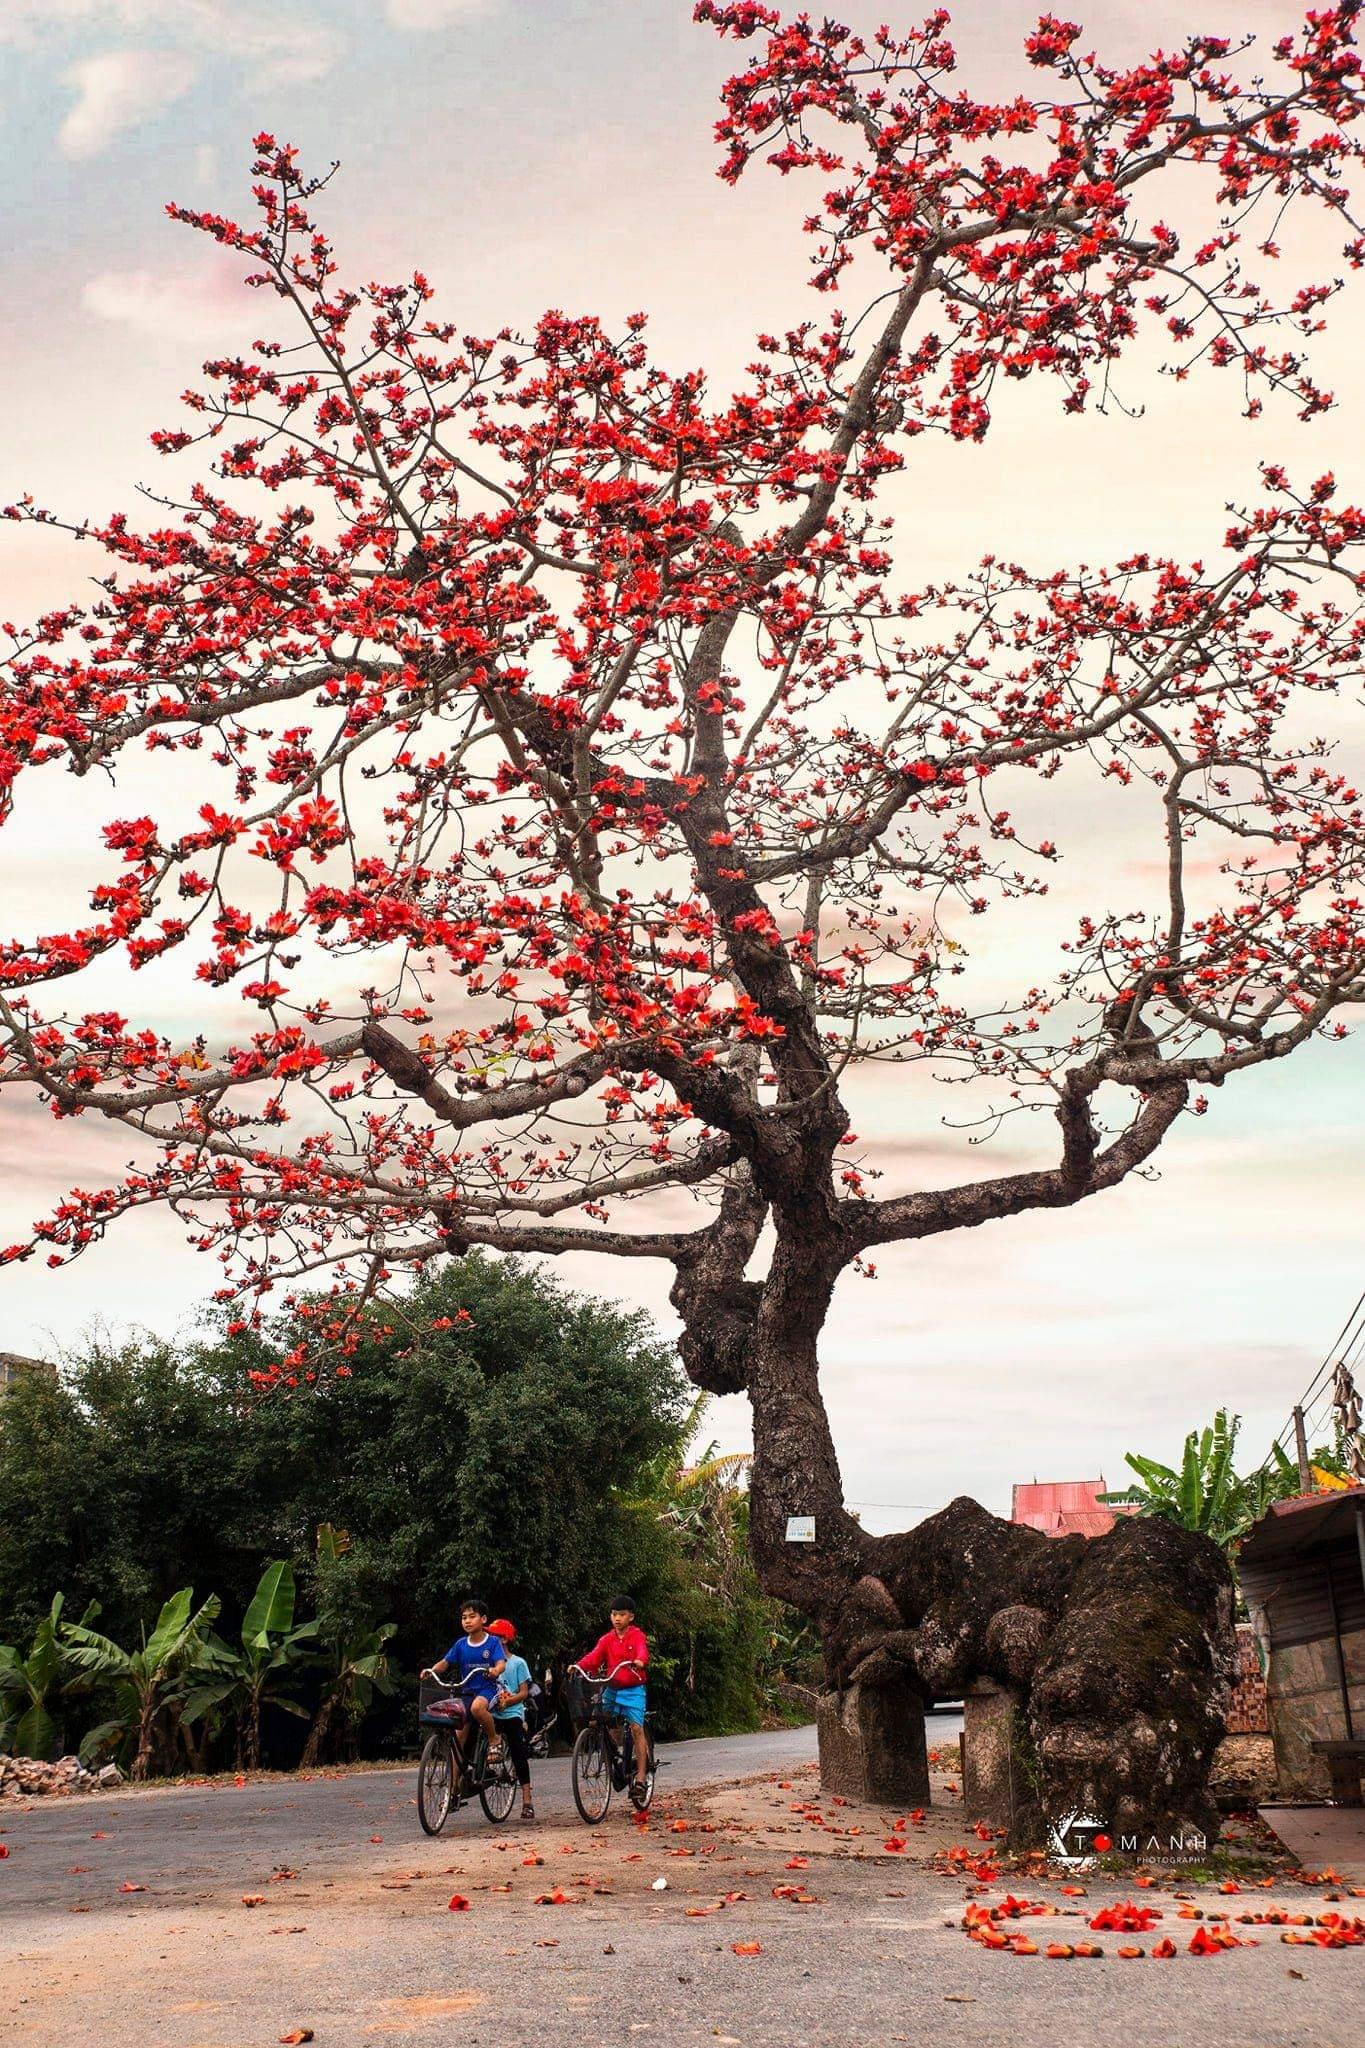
[603,1684,646,1727]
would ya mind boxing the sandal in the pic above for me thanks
[521,1802,535,1820]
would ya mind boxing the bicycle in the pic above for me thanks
[567,1661,660,1824]
[416,1670,518,1833]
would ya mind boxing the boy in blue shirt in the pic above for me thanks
[488,1617,535,1821]
[421,1597,505,1767]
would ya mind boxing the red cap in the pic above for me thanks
[487,1618,516,1642]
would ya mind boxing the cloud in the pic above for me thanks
[80,261,241,339]
[230,15,342,87]
[4,4,342,90]
[58,47,195,158]
[385,0,491,29]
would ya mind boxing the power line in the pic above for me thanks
[845,1500,925,1512]
[1254,1285,1365,1479]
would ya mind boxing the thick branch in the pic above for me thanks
[854,1076,1188,1250]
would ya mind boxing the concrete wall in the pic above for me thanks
[1266,1624,1365,1798]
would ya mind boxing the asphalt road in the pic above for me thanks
[3,1724,1360,2048]
[1,1726,820,1912]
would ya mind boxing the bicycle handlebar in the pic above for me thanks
[572,1660,645,1686]
[422,1665,505,1691]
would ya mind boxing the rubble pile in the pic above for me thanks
[0,1754,121,1798]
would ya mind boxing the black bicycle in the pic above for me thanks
[416,1671,518,1833]
[567,1662,659,1824]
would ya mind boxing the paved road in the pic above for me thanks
[1,1726,819,1912]
[3,1725,1359,2048]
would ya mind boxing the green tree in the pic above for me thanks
[0,1259,811,1753]
[625,1395,791,1737]
[207,1256,688,1673]
[62,1588,221,1779]
[1101,1410,1250,1549]
[0,1338,259,1646]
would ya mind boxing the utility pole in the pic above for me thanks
[1293,1405,1311,1492]
[1332,1359,1365,1482]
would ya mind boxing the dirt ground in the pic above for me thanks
[3,1735,1363,2048]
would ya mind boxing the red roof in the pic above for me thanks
[1011,1479,1125,1539]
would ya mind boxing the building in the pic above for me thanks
[1238,1485,1365,1802]
[1010,1477,1129,1539]
[0,1351,56,1392]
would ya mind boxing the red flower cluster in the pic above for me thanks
[2,7,1365,1381]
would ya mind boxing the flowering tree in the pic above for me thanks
[5,4,1365,1832]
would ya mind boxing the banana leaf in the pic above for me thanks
[242,1562,295,1650]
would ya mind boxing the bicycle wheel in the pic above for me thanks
[479,1753,517,1823]
[571,1724,613,1823]
[417,1732,454,1835]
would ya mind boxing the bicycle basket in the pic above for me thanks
[419,1677,469,1729]
[564,1665,596,1728]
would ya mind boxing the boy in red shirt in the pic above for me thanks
[578,1597,649,1799]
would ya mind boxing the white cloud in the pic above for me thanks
[81,264,223,337]
[230,16,342,87]
[3,4,342,88]
[385,0,491,29]
[58,47,195,159]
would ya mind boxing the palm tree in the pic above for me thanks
[182,1562,317,1770]
[63,1588,221,1779]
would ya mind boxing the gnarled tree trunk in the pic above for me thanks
[723,1264,1235,1846]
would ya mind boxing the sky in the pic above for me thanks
[1,0,1362,1530]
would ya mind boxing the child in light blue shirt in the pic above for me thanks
[488,1619,535,1820]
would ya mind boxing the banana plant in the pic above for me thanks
[1101,1410,1263,1553]
[0,1594,94,1759]
[62,1588,221,1779]
[1237,1441,1302,1524]
[182,1561,317,1770]
[299,1622,397,1768]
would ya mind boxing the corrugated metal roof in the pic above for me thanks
[1011,1479,1119,1538]
[1239,1485,1365,1573]
[1056,1510,1120,1537]
[1241,1538,1365,1651]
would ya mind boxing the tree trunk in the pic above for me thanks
[743,1244,865,1616]
[243,1694,261,1773]
[740,1280,1236,1846]
[178,1713,208,1775]
[300,1690,337,1771]
[131,1699,157,1783]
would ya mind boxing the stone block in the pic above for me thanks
[816,1678,930,1806]
[962,1679,1015,1824]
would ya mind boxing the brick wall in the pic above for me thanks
[1226,1622,1269,1735]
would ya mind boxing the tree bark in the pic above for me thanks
[300,1690,337,1771]
[132,1699,156,1783]
[743,1243,864,1615]
[739,1283,1236,1845]
[243,1694,262,1773]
